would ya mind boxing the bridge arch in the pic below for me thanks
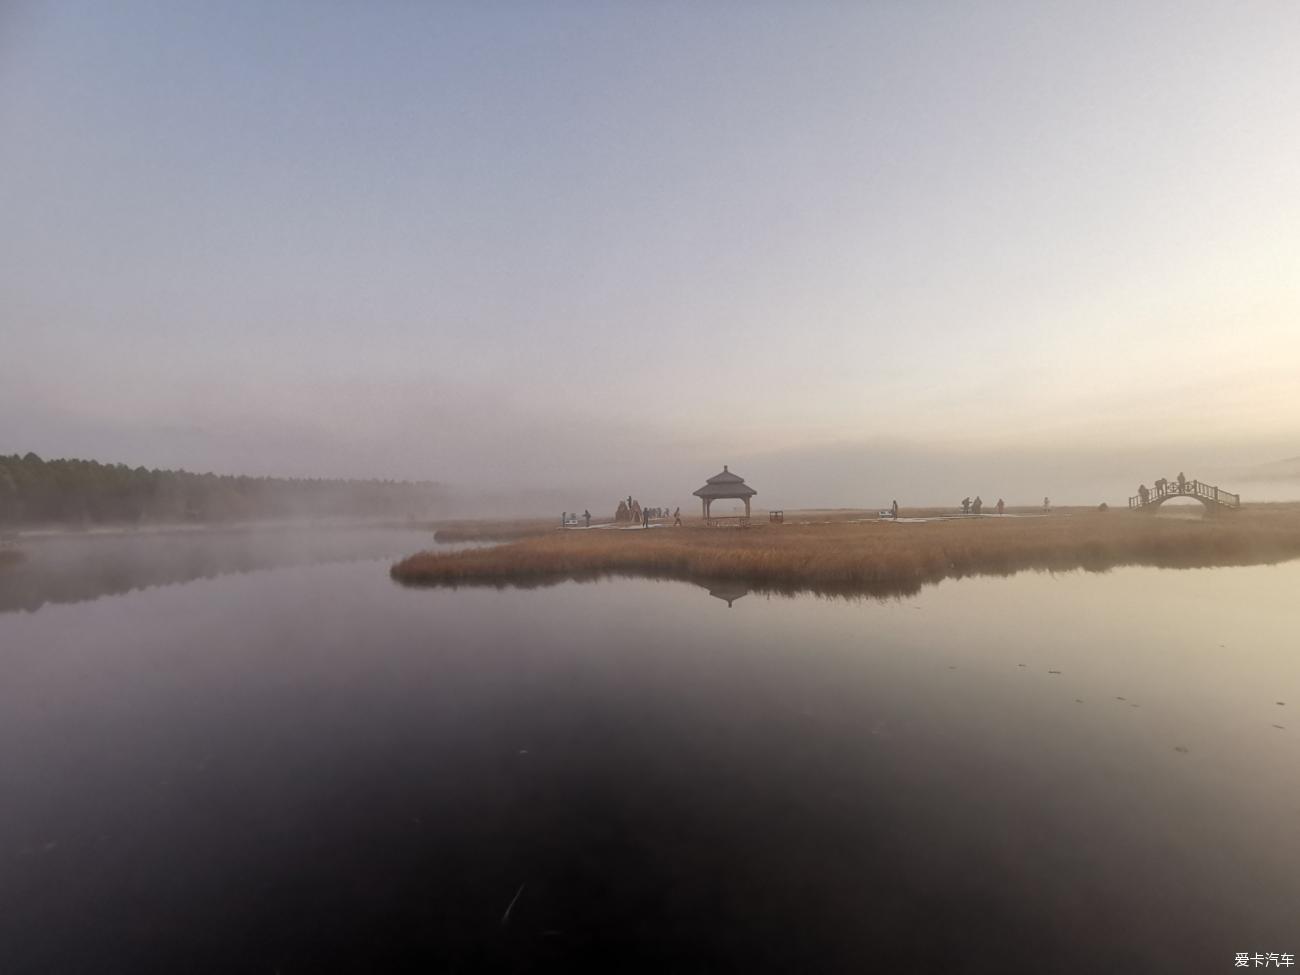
[1141,493,1220,513]
[1129,477,1240,513]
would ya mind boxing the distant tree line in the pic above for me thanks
[0,453,451,526]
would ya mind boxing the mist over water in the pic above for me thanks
[0,524,483,613]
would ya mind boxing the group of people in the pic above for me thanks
[960,496,1007,515]
[614,497,682,527]
[563,499,686,528]
[1136,472,1189,505]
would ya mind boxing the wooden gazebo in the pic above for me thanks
[693,465,757,526]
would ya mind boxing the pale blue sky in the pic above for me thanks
[3,1,1298,506]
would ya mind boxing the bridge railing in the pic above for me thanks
[1129,479,1240,508]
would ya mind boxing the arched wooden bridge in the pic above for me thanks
[1128,477,1240,512]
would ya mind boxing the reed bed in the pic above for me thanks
[392,506,1300,597]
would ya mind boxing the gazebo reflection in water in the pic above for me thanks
[692,466,757,527]
[704,581,750,607]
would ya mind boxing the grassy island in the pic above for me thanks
[392,505,1300,598]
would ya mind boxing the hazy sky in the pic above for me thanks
[3,1,1298,507]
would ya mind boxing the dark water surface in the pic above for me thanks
[1,529,1297,973]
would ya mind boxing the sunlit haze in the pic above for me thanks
[3,1,1298,508]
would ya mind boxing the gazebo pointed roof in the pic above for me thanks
[706,581,750,606]
[705,466,745,485]
[693,465,757,499]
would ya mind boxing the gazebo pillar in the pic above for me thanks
[744,498,751,518]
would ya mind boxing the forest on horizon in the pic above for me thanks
[0,453,451,527]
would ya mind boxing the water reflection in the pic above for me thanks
[702,580,750,607]
[0,546,1296,972]
[0,525,464,614]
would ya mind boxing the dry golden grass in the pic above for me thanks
[392,505,1300,597]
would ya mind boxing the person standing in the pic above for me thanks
[891,499,899,519]
[996,498,1005,515]
[583,509,591,527]
[1043,496,1050,513]
[962,497,971,514]
[642,506,650,528]
[673,506,682,526]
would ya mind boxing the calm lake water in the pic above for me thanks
[1,527,1297,973]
